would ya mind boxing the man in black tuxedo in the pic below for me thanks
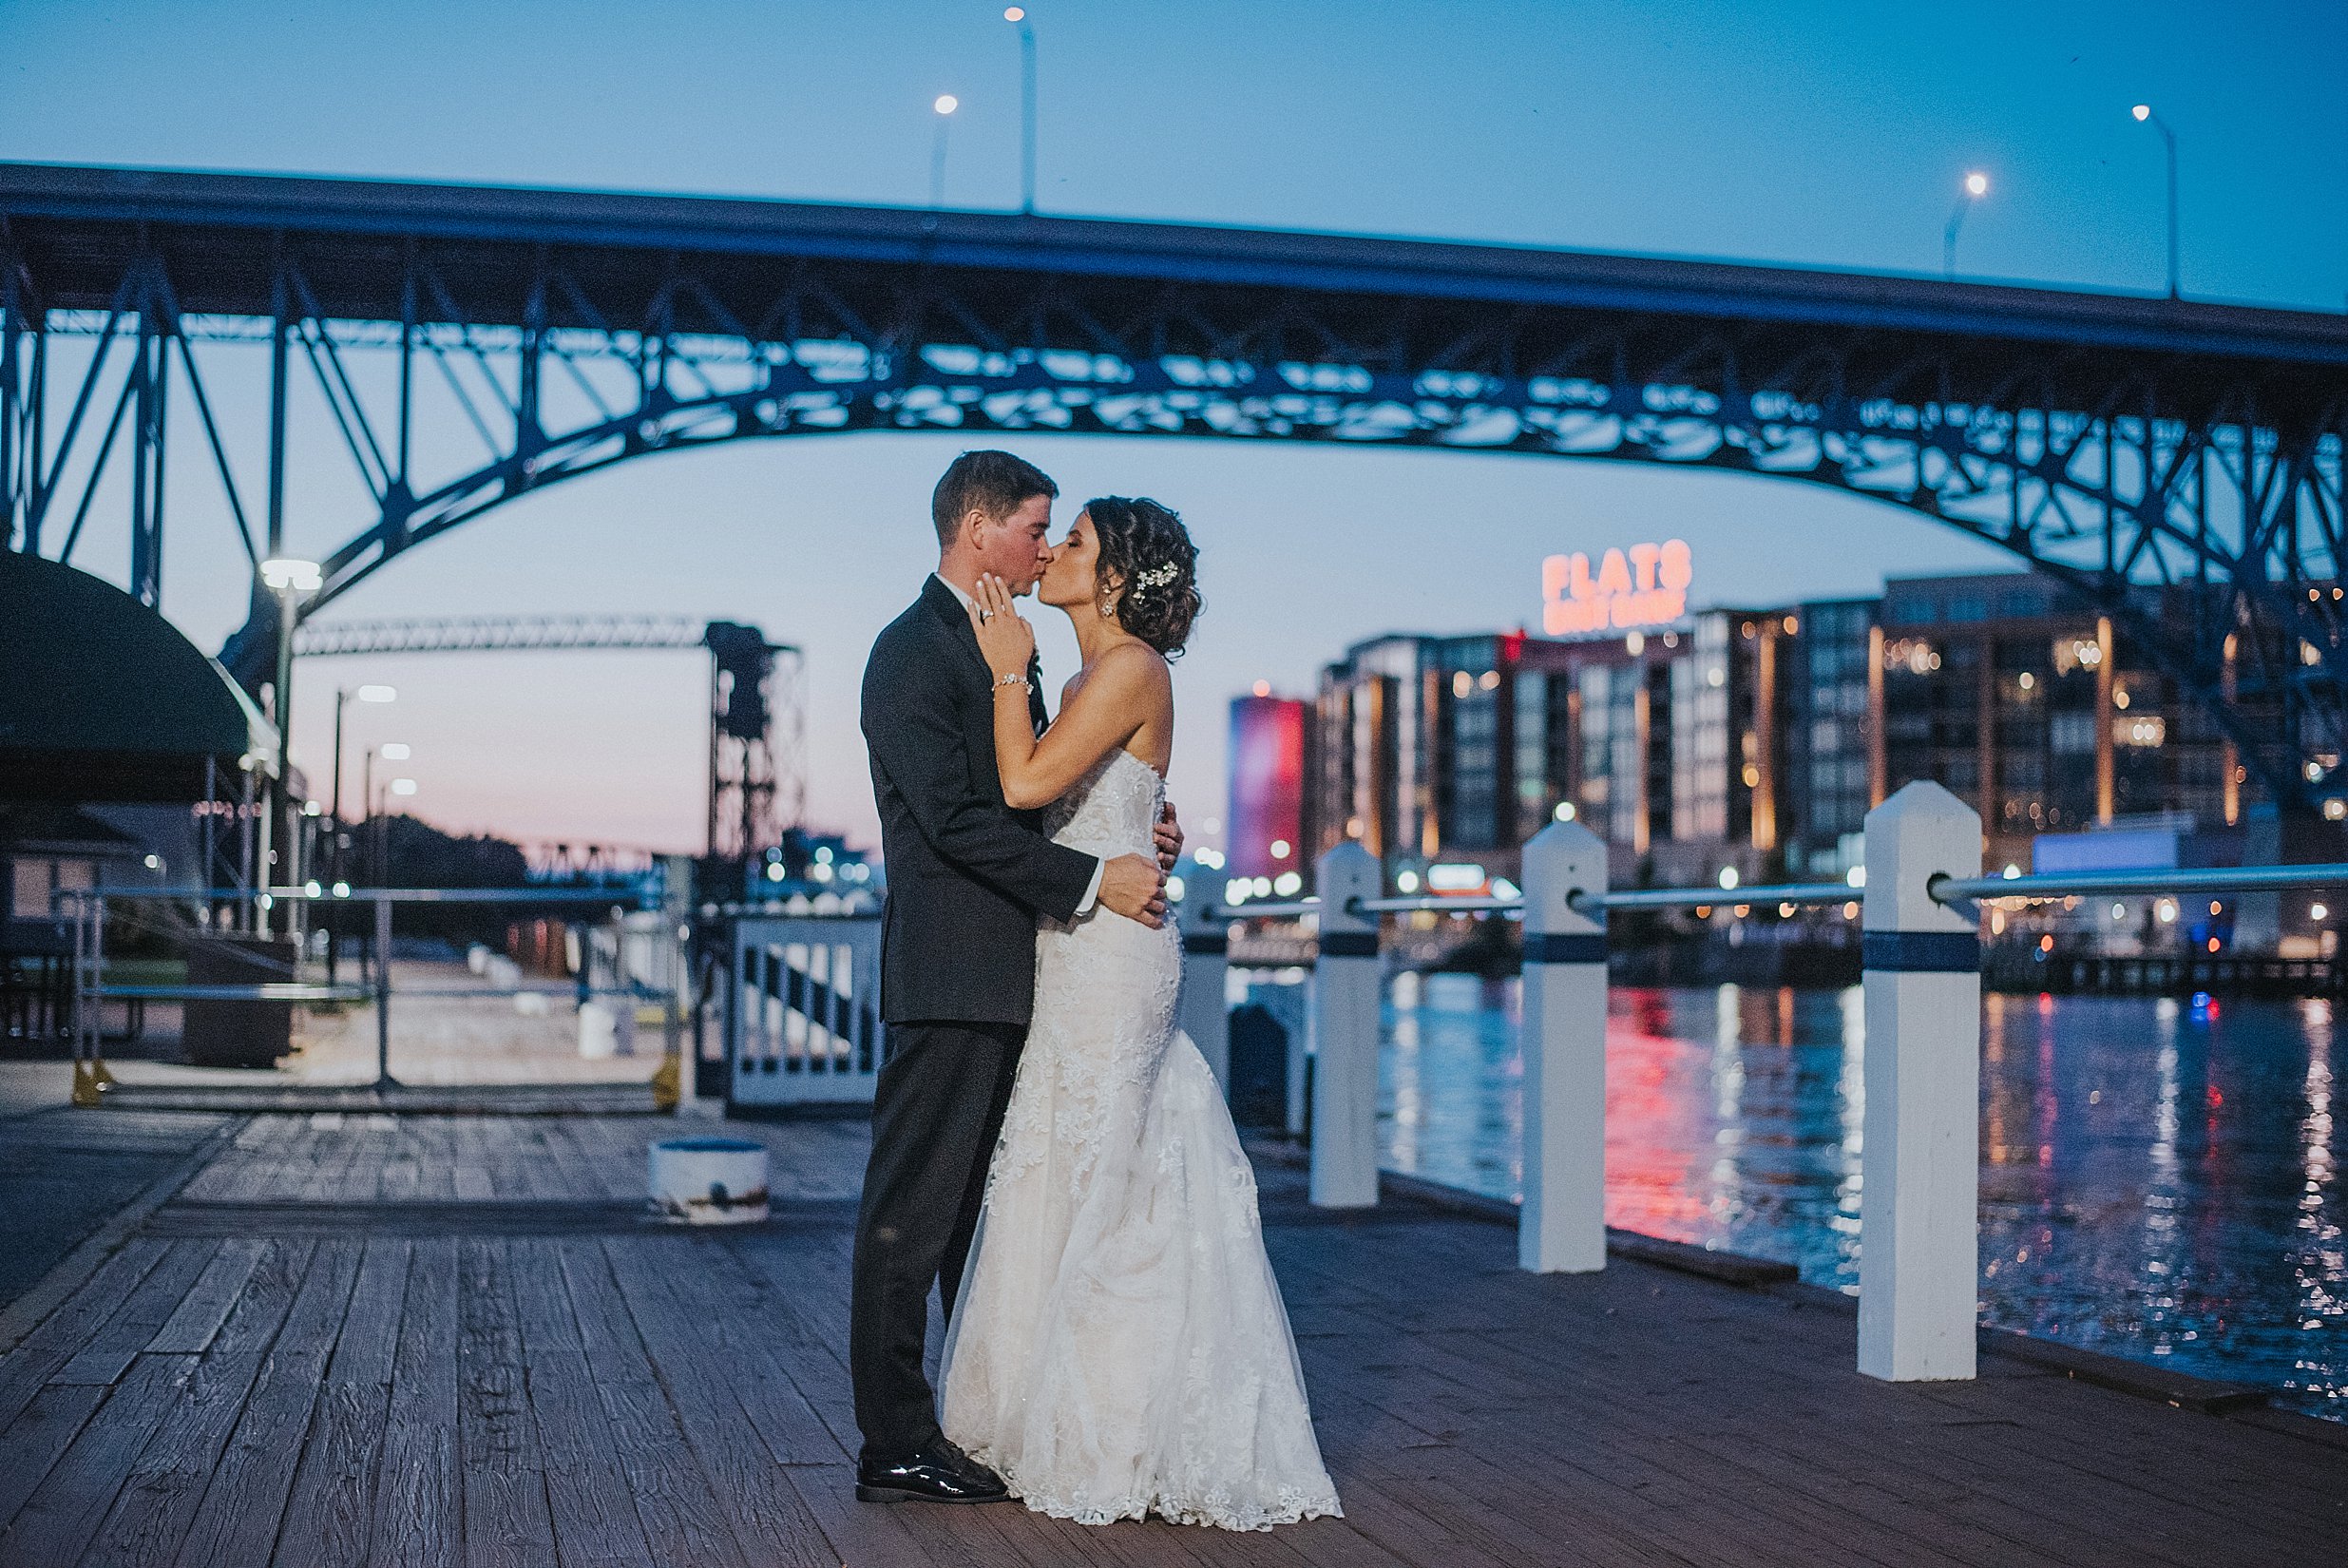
[851,449,1178,1505]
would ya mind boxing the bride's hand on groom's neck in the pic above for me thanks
[969,573,1037,679]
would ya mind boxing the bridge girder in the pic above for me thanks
[3,166,2343,812]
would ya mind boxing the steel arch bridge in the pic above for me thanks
[3,163,2344,809]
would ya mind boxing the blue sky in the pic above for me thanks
[5,0,2342,853]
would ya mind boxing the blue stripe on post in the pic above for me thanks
[1861,930,1981,973]
[1524,931,1607,965]
[1319,930,1380,959]
[1181,931,1228,955]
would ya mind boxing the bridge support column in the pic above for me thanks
[1859,781,1980,1382]
[1308,843,1381,1209]
[1177,885,1230,1089]
[1518,821,1609,1273]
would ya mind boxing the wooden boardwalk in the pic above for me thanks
[0,1110,2340,1567]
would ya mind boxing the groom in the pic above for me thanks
[851,449,1180,1504]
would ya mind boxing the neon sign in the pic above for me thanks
[1541,540,1692,636]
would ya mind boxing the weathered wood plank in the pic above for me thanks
[549,1239,754,1568]
[366,1237,458,1568]
[456,1238,558,1568]
[170,1240,362,1568]
[598,1238,837,1566]
[48,1241,222,1386]
[0,1382,107,1533]
[506,1240,656,1568]
[270,1238,410,1566]
[659,1236,853,1465]
[0,1352,195,1565]
[0,1238,170,1425]
[81,1239,315,1568]
[144,1238,267,1355]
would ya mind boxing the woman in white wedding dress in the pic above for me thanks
[938,497,1341,1532]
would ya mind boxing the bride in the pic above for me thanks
[940,496,1341,1532]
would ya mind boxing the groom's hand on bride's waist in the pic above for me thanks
[1098,853,1170,928]
[1154,801,1183,873]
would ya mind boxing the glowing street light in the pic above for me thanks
[930,94,959,208]
[1944,171,1989,279]
[1004,7,1038,213]
[2131,104,2181,298]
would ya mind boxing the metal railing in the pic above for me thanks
[59,884,690,1104]
[1176,782,2348,1386]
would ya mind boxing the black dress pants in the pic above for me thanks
[849,1019,1024,1459]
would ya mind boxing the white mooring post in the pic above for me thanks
[1309,843,1382,1209]
[1859,780,1982,1382]
[1178,886,1231,1087]
[1518,820,1610,1273]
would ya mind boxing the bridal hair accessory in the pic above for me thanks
[1129,562,1180,599]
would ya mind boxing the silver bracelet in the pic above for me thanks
[992,671,1027,690]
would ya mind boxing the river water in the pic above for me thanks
[1240,974,2345,1422]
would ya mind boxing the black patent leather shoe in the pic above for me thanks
[854,1437,1010,1504]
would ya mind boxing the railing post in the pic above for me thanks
[1177,884,1231,1088]
[1518,820,1609,1273]
[1859,780,1981,1382]
[373,893,394,1089]
[1309,843,1381,1208]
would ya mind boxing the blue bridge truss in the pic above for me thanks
[2,163,2343,810]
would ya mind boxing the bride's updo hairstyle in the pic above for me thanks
[1086,496,1202,659]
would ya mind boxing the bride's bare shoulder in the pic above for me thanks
[1069,641,1170,699]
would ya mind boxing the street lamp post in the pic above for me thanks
[326,682,394,982]
[258,558,320,934]
[2131,104,2181,298]
[1005,7,1037,213]
[930,94,959,208]
[1943,171,1989,280]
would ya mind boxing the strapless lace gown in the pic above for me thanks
[938,749,1341,1531]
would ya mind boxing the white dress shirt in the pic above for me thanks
[935,573,1105,915]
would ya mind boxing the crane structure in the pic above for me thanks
[292,613,805,867]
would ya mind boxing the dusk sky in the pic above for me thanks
[5,0,2342,857]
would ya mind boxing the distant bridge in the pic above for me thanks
[2,162,2343,806]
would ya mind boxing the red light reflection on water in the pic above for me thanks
[1599,986,1785,1241]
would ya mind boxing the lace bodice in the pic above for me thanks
[1045,748,1164,862]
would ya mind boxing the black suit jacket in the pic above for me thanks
[861,576,1099,1025]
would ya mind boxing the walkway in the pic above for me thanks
[0,1112,2339,1566]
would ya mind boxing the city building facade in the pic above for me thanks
[1283,568,2272,903]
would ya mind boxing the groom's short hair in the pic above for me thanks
[933,450,1058,548]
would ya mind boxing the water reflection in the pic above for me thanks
[1236,973,2347,1421]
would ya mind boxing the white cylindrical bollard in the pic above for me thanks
[649,1137,770,1224]
[1518,821,1610,1273]
[1309,843,1382,1209]
[1178,884,1231,1088]
[1858,780,1982,1382]
[578,1000,618,1059]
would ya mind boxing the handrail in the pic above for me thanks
[92,983,374,1002]
[1587,882,1853,911]
[1355,895,1522,914]
[1205,862,2348,926]
[1205,883,1856,921]
[1932,862,2348,901]
[61,885,654,906]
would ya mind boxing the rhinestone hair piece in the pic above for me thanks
[1129,561,1180,597]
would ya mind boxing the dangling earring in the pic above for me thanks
[1098,592,1116,621]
